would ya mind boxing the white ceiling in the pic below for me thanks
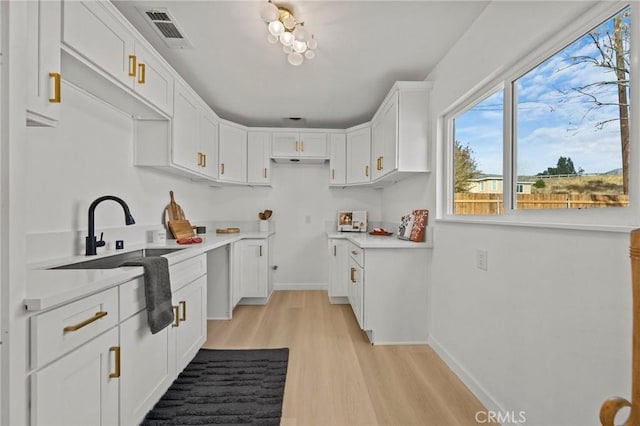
[113,1,489,128]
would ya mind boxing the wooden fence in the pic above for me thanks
[455,193,629,215]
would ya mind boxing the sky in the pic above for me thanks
[454,7,629,177]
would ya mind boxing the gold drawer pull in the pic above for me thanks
[295,141,299,152]
[172,305,180,327]
[109,346,121,378]
[365,165,369,177]
[202,154,207,168]
[221,163,225,175]
[49,72,61,103]
[301,140,304,151]
[380,156,384,170]
[137,63,146,84]
[333,245,337,256]
[264,168,268,178]
[63,311,108,332]
[350,267,356,283]
[179,301,187,322]
[128,55,137,77]
[352,250,358,255]
[197,152,203,167]
[332,169,335,180]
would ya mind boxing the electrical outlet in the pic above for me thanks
[476,249,488,271]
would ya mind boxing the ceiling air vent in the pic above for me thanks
[138,7,193,49]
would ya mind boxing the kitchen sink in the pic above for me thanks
[50,248,184,270]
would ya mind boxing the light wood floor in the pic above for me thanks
[204,291,490,426]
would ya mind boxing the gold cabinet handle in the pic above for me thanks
[137,63,146,84]
[49,72,61,103]
[109,346,121,378]
[220,163,225,175]
[202,154,206,168]
[380,156,384,170]
[352,250,358,255]
[264,168,268,179]
[63,311,107,332]
[295,141,299,152]
[128,55,137,77]
[365,165,369,177]
[350,267,356,283]
[332,169,335,180]
[376,157,381,171]
[333,245,337,256]
[172,305,180,327]
[197,152,202,167]
[179,301,187,322]
[301,140,304,152]
[259,245,263,257]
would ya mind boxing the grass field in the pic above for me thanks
[526,174,624,195]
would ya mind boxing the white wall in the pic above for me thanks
[26,83,382,286]
[382,2,633,425]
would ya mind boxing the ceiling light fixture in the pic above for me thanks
[260,1,317,66]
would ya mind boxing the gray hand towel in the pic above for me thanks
[121,256,173,334]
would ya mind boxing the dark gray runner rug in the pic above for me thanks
[141,348,289,426]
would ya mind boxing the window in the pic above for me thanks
[447,5,631,220]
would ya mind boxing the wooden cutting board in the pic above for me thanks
[166,191,186,221]
[168,219,195,240]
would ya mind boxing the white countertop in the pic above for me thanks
[25,231,274,312]
[327,231,433,249]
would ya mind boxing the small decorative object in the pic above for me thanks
[398,214,414,240]
[258,210,273,232]
[337,210,367,232]
[369,228,393,236]
[410,210,429,242]
[152,229,167,244]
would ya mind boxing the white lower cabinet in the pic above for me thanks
[31,327,119,426]
[173,275,207,373]
[328,239,348,300]
[347,250,364,328]
[30,253,208,425]
[231,237,273,308]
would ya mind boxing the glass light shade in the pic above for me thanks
[283,15,296,30]
[260,3,279,22]
[267,34,279,44]
[307,36,318,50]
[268,20,285,36]
[293,40,307,53]
[283,45,293,54]
[304,50,315,59]
[293,26,309,42]
[288,52,304,66]
[279,31,294,46]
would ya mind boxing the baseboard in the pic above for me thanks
[207,316,231,320]
[328,296,349,304]
[428,335,508,418]
[273,283,327,291]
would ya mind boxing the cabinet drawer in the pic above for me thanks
[170,254,206,292]
[31,287,119,370]
[349,243,364,267]
[119,276,146,321]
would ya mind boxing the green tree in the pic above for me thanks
[454,140,481,193]
[538,156,577,176]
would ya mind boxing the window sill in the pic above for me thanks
[436,216,637,234]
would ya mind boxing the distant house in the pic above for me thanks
[468,176,534,194]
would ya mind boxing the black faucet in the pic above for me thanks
[86,196,135,256]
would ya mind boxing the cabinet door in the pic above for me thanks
[219,123,247,183]
[379,93,398,179]
[329,240,348,298]
[62,0,135,87]
[172,83,200,172]
[298,133,327,158]
[239,239,268,298]
[120,310,173,425]
[27,0,61,126]
[133,42,174,116]
[199,110,219,179]
[371,115,385,181]
[329,134,346,185]
[346,127,371,184]
[271,133,298,157]
[247,132,271,184]
[347,258,364,328]
[230,242,242,308]
[174,276,207,373]
[31,328,119,426]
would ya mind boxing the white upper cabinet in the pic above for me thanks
[133,42,174,116]
[247,132,271,185]
[172,82,200,173]
[329,133,347,185]
[27,0,62,127]
[346,126,371,184]
[370,82,431,183]
[61,0,173,117]
[219,121,248,183]
[272,132,327,159]
[198,109,219,180]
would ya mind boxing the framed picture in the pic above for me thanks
[338,210,368,232]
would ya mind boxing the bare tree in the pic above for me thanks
[564,9,629,193]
